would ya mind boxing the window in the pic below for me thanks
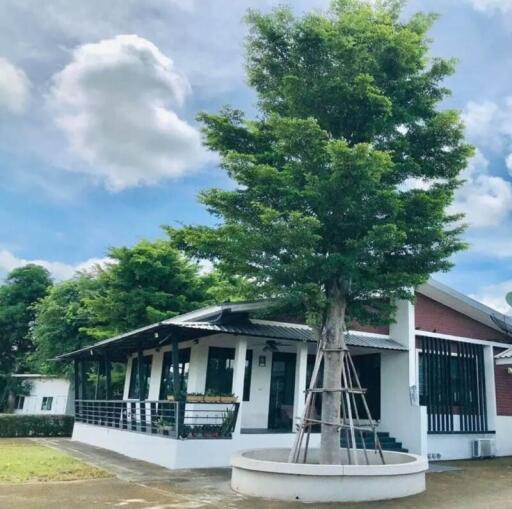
[15,396,25,410]
[205,347,252,400]
[159,348,191,399]
[128,355,153,399]
[41,397,53,411]
[419,352,480,406]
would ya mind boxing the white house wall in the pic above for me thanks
[73,421,320,470]
[495,416,512,456]
[15,378,71,415]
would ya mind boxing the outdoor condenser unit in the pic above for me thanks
[472,439,496,458]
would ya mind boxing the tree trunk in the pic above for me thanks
[319,279,347,464]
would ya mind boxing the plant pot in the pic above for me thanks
[187,395,204,403]
[220,396,237,403]
[204,396,220,403]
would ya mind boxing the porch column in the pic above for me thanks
[293,342,309,429]
[148,350,164,400]
[232,336,247,434]
[484,345,497,431]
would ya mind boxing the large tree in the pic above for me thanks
[171,0,472,464]
[0,264,53,374]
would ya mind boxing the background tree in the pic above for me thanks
[171,0,472,463]
[30,274,101,376]
[82,239,209,340]
[0,265,53,375]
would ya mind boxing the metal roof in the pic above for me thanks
[56,314,407,361]
[177,320,406,351]
[495,348,512,359]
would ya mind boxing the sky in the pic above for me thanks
[0,0,511,313]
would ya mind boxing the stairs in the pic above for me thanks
[340,431,408,453]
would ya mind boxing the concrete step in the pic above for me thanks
[340,431,408,453]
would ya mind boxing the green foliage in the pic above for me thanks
[82,239,212,339]
[0,414,74,437]
[30,275,101,376]
[0,376,32,412]
[0,265,53,373]
[202,269,259,303]
[170,0,472,328]
[28,238,254,375]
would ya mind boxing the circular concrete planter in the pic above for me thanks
[231,448,428,503]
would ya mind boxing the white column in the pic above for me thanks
[293,342,309,428]
[484,345,497,431]
[187,342,209,393]
[389,298,416,389]
[232,336,248,433]
[148,349,164,400]
[123,355,134,399]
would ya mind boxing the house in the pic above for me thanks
[57,279,512,469]
[12,374,74,415]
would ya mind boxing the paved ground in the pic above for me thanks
[1,438,512,508]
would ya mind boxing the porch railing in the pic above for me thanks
[74,400,239,439]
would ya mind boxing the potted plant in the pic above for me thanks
[204,390,220,403]
[220,393,238,403]
[186,393,204,403]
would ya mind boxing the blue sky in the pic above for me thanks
[0,0,511,312]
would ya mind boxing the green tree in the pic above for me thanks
[0,265,53,374]
[171,0,472,463]
[84,239,211,339]
[30,275,101,376]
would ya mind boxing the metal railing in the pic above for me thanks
[75,400,239,439]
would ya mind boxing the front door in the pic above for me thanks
[352,353,381,420]
[268,352,296,431]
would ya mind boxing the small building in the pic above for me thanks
[12,374,73,415]
[57,279,512,469]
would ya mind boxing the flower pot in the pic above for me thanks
[220,396,237,403]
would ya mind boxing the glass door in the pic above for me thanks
[268,352,296,431]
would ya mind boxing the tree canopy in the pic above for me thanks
[30,274,101,375]
[28,238,254,376]
[0,265,53,374]
[171,0,472,325]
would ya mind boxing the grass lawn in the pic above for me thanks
[0,439,109,483]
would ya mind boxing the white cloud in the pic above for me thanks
[0,248,112,281]
[450,151,512,228]
[49,34,209,190]
[471,280,512,314]
[462,98,512,170]
[0,56,30,114]
[470,0,512,13]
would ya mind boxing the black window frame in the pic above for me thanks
[41,396,53,411]
[159,348,191,400]
[15,396,25,410]
[128,355,153,400]
[205,346,252,400]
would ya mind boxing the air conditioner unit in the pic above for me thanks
[472,439,496,459]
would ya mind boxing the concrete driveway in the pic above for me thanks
[2,438,512,509]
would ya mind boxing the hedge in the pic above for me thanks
[0,414,74,437]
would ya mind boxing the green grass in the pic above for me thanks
[0,439,109,483]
